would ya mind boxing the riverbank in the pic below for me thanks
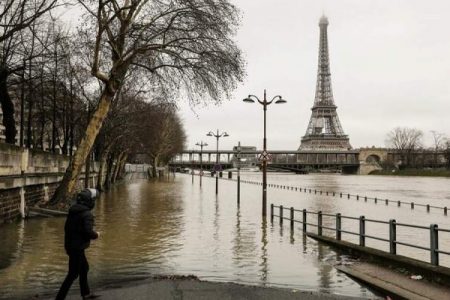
[55,276,367,300]
[370,168,450,177]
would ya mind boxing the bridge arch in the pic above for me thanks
[366,154,381,164]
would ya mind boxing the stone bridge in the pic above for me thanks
[357,148,388,175]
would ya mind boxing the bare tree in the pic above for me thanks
[51,0,244,204]
[430,131,446,166]
[135,102,185,177]
[0,0,57,143]
[386,127,423,167]
[444,140,450,169]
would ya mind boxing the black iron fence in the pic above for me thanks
[271,204,450,267]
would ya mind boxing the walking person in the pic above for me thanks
[56,189,100,300]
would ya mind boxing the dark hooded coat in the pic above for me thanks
[64,191,98,253]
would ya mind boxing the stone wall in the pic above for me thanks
[0,143,22,176]
[0,143,105,224]
[0,188,21,223]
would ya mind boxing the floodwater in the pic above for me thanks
[1,172,450,299]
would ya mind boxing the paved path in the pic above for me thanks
[61,278,369,300]
[336,262,450,300]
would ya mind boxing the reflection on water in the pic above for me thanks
[260,217,268,283]
[0,173,403,299]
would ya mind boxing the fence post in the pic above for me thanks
[336,213,341,240]
[290,207,294,230]
[445,207,448,216]
[389,219,397,255]
[333,192,335,196]
[364,196,367,202]
[385,199,388,205]
[357,195,359,200]
[427,204,430,212]
[347,194,350,199]
[340,192,342,198]
[375,197,377,204]
[397,201,401,207]
[359,216,365,247]
[430,224,439,266]
[303,209,307,233]
[318,211,323,236]
[280,205,283,225]
[411,202,414,209]
[270,204,274,222]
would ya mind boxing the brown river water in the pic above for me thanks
[1,172,450,299]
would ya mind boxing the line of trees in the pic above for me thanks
[1,0,245,204]
[385,127,450,168]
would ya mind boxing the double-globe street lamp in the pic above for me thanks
[195,141,208,187]
[207,129,229,194]
[243,90,287,216]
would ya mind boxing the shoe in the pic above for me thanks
[82,294,101,299]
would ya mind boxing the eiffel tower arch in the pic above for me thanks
[299,15,352,150]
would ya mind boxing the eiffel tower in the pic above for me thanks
[299,15,351,150]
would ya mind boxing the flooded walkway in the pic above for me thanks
[2,172,449,299]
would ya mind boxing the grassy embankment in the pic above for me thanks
[371,168,450,177]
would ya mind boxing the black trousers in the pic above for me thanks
[56,249,90,299]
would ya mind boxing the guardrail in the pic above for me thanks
[270,204,450,266]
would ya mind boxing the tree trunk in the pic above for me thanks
[111,154,121,184]
[104,154,114,190]
[112,152,127,183]
[69,80,74,157]
[151,155,159,178]
[26,65,34,148]
[39,70,45,150]
[96,149,109,191]
[19,60,25,147]
[0,68,17,144]
[50,89,114,204]
[84,151,91,188]
[117,154,128,180]
[61,89,68,155]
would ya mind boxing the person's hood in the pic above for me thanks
[68,203,90,214]
[76,188,98,209]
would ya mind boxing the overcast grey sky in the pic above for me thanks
[178,0,450,151]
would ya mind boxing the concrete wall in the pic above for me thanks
[0,143,104,224]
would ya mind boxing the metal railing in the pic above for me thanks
[271,204,450,266]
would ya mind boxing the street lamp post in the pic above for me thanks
[207,129,229,194]
[195,141,208,187]
[236,141,242,206]
[243,90,286,216]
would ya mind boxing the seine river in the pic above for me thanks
[1,172,450,299]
